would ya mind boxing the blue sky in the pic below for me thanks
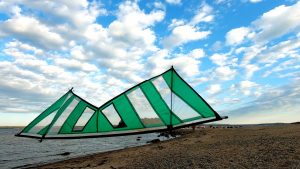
[0,0,299,126]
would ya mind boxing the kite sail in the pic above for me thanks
[16,67,226,139]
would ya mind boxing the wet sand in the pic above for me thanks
[36,124,300,169]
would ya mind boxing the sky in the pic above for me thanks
[0,0,299,126]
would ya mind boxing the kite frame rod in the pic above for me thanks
[170,66,174,128]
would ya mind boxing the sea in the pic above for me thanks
[0,128,171,169]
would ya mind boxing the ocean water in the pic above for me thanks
[0,128,170,169]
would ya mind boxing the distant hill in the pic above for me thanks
[0,126,24,129]
[200,123,290,127]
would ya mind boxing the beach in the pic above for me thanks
[36,124,300,169]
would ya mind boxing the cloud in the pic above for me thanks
[241,45,266,66]
[0,0,206,119]
[189,48,205,59]
[163,25,211,49]
[249,0,262,3]
[148,49,203,77]
[0,2,21,16]
[7,41,44,55]
[223,97,240,104]
[240,80,257,90]
[0,0,163,86]
[229,2,300,67]
[210,52,238,68]
[258,37,300,65]
[244,64,259,79]
[11,0,103,28]
[263,57,300,78]
[82,1,165,82]
[240,35,300,76]
[211,41,223,51]
[69,45,89,61]
[0,38,132,111]
[162,3,213,49]
[224,79,300,124]
[215,66,237,81]
[54,58,98,72]
[3,41,44,60]
[165,0,181,5]
[230,80,259,96]
[0,15,65,50]
[0,61,49,96]
[153,2,166,10]
[210,53,228,66]
[214,0,226,4]
[278,71,300,79]
[0,55,116,109]
[190,3,214,25]
[106,1,164,50]
[168,19,185,29]
[117,1,164,27]
[253,1,300,43]
[207,84,221,95]
[226,27,250,45]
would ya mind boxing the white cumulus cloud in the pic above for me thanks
[226,27,250,45]
[190,3,214,25]
[249,0,262,3]
[207,84,221,95]
[163,25,211,49]
[165,0,181,5]
[148,49,203,77]
[253,1,300,43]
[215,66,237,81]
[244,64,259,79]
[162,3,213,49]
[0,15,65,50]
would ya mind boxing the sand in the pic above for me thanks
[36,124,300,169]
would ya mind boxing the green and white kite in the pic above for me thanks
[16,67,226,140]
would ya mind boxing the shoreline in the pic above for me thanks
[32,124,299,169]
[23,131,186,169]
[28,138,178,168]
